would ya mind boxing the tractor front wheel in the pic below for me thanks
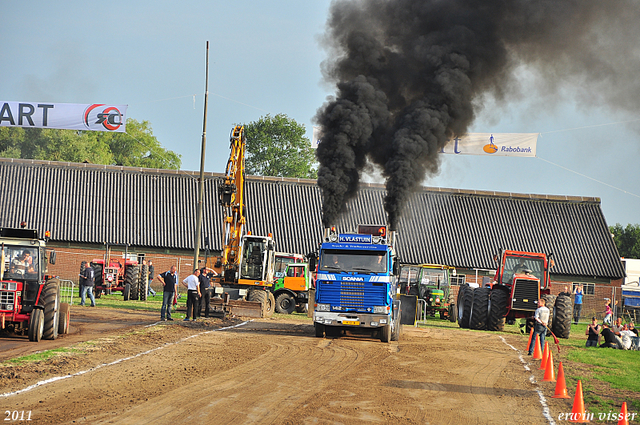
[28,308,44,342]
[42,278,60,340]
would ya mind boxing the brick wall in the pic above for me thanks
[47,246,205,294]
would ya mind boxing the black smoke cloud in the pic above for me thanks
[315,0,640,230]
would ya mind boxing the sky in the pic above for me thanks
[1,0,639,227]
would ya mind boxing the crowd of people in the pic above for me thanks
[586,315,639,350]
[156,264,217,322]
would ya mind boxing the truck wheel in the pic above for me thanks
[125,266,140,301]
[295,303,308,314]
[542,294,557,335]
[28,308,44,342]
[457,285,473,328]
[488,287,509,332]
[266,291,275,317]
[391,320,402,341]
[139,264,149,301]
[42,278,60,340]
[58,303,70,335]
[469,287,490,330]
[448,303,457,322]
[552,294,572,339]
[123,283,131,301]
[314,323,325,338]
[275,293,296,314]
[380,324,391,343]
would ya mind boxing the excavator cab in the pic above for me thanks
[238,235,275,284]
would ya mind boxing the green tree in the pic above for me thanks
[610,223,640,258]
[0,118,181,169]
[243,114,317,179]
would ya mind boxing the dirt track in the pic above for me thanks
[0,309,572,424]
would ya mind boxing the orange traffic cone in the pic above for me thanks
[532,334,543,360]
[568,380,589,423]
[540,341,550,369]
[543,350,556,382]
[527,328,533,350]
[618,402,629,425]
[552,362,570,399]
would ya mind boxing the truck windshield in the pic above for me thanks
[2,246,39,280]
[503,256,544,284]
[320,249,387,273]
[420,268,449,289]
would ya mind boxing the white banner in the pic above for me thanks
[0,101,128,132]
[441,133,538,157]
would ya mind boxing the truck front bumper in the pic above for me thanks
[314,311,389,328]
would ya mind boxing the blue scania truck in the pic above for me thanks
[313,225,402,342]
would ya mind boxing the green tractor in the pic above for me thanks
[272,263,313,314]
[400,264,456,322]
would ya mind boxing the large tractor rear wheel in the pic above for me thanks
[487,287,509,332]
[58,302,70,335]
[542,294,557,335]
[123,283,131,301]
[139,264,149,301]
[275,292,296,314]
[91,263,103,287]
[42,278,60,340]
[125,266,140,301]
[469,287,490,330]
[553,294,572,339]
[28,308,44,342]
[457,285,473,328]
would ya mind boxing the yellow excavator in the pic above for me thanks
[208,125,276,318]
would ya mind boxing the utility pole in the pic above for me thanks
[194,41,209,270]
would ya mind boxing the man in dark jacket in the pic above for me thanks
[79,261,96,307]
[198,267,216,318]
[159,265,178,321]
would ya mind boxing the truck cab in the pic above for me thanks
[313,225,401,342]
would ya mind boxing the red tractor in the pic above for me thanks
[90,255,143,301]
[0,227,70,342]
[457,249,572,338]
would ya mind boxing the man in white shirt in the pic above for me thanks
[182,269,201,321]
[528,298,550,355]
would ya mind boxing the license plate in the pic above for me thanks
[342,320,360,326]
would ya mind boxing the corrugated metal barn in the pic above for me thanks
[0,158,624,281]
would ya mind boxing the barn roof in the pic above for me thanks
[0,158,624,279]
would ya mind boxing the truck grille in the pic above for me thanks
[511,279,539,311]
[0,291,15,311]
[340,282,365,308]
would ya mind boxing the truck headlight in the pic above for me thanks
[316,303,331,312]
[373,306,389,314]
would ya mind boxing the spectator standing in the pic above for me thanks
[585,317,600,347]
[603,299,613,325]
[199,267,217,318]
[573,284,583,324]
[182,269,201,321]
[147,260,156,297]
[79,260,96,307]
[159,265,178,321]
[528,298,550,355]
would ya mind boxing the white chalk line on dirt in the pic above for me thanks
[499,336,556,425]
[0,320,251,399]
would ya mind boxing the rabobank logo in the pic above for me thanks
[483,134,498,154]
[84,104,124,131]
[343,276,365,282]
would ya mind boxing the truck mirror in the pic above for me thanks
[309,256,317,271]
[393,260,399,275]
[49,250,56,265]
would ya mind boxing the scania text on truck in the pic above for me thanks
[313,225,401,342]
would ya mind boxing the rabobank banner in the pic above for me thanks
[441,133,538,157]
[0,101,128,133]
